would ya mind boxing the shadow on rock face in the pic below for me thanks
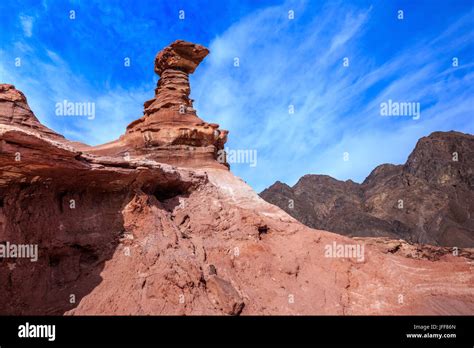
[0,158,199,315]
[0,179,130,315]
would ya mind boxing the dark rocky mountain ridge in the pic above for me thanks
[1,41,473,315]
[260,131,474,247]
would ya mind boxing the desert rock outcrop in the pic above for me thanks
[80,40,228,169]
[0,84,64,141]
[0,41,473,316]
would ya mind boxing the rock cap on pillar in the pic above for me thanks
[154,40,209,75]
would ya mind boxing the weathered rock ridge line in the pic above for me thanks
[261,131,474,247]
[0,41,473,315]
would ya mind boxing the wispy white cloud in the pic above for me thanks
[193,1,474,191]
[1,0,472,193]
[19,15,34,37]
[0,44,150,145]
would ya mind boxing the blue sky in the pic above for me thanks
[0,0,473,192]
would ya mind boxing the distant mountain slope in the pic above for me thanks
[1,42,473,316]
[260,131,474,247]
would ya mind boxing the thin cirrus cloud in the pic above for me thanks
[193,1,474,191]
[0,45,150,146]
[19,14,33,37]
[0,0,472,192]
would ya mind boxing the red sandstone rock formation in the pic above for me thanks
[0,41,473,315]
[81,40,228,169]
[0,84,64,141]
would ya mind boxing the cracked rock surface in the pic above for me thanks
[0,41,473,315]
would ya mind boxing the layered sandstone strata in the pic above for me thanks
[0,84,64,141]
[0,40,473,315]
[84,40,228,168]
